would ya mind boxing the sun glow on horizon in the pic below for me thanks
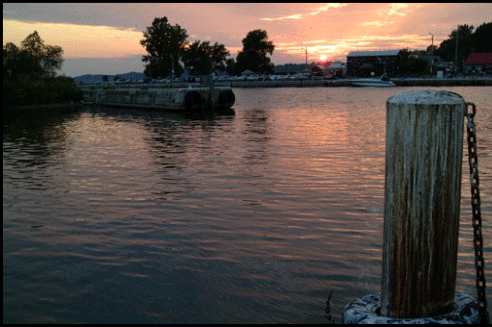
[2,3,475,68]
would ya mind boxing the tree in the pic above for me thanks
[181,41,229,76]
[396,48,429,76]
[426,44,438,55]
[182,40,213,76]
[102,75,109,82]
[21,31,63,78]
[225,58,238,76]
[3,42,35,80]
[3,31,63,81]
[435,24,475,71]
[473,22,492,53]
[236,29,275,74]
[210,42,229,72]
[140,17,188,78]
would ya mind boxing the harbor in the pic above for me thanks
[73,76,492,113]
[4,86,491,323]
[4,2,492,323]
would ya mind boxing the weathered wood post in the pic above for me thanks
[381,90,465,318]
[342,90,479,324]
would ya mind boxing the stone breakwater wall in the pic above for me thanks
[79,86,235,111]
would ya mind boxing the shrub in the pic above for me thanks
[3,76,83,106]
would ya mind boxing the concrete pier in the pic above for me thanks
[80,86,235,111]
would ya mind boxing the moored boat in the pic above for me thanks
[351,75,396,87]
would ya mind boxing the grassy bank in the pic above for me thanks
[3,76,84,107]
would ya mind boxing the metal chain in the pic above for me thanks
[465,102,489,324]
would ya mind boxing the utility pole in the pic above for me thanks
[169,53,174,87]
[455,25,459,74]
[429,33,434,74]
[301,46,308,72]
[305,46,308,66]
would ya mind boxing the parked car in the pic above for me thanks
[217,75,231,82]
[246,75,260,81]
[294,74,309,80]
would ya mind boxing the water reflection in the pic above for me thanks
[3,87,491,323]
[3,112,82,192]
[241,108,271,166]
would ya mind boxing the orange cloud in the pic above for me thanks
[377,3,413,17]
[261,13,304,22]
[362,21,395,27]
[261,3,347,22]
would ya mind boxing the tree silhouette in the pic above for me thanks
[473,22,492,53]
[3,31,63,81]
[435,24,478,71]
[140,17,188,78]
[236,29,275,74]
[182,41,229,76]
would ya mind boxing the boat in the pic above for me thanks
[351,75,396,87]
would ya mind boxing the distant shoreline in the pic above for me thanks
[219,77,492,88]
[78,77,492,89]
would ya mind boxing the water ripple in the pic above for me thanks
[3,87,491,323]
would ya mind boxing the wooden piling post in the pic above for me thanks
[381,90,466,318]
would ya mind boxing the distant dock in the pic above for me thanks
[79,77,492,90]
[214,77,492,88]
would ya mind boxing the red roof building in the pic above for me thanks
[311,64,326,76]
[464,53,492,72]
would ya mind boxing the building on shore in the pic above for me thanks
[311,64,326,77]
[326,61,347,76]
[347,50,400,76]
[464,53,492,74]
[311,61,347,78]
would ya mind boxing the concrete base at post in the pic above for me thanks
[342,292,479,324]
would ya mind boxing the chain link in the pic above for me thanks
[465,102,489,324]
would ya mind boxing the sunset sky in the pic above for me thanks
[3,3,492,77]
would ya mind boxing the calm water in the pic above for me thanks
[3,86,491,323]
